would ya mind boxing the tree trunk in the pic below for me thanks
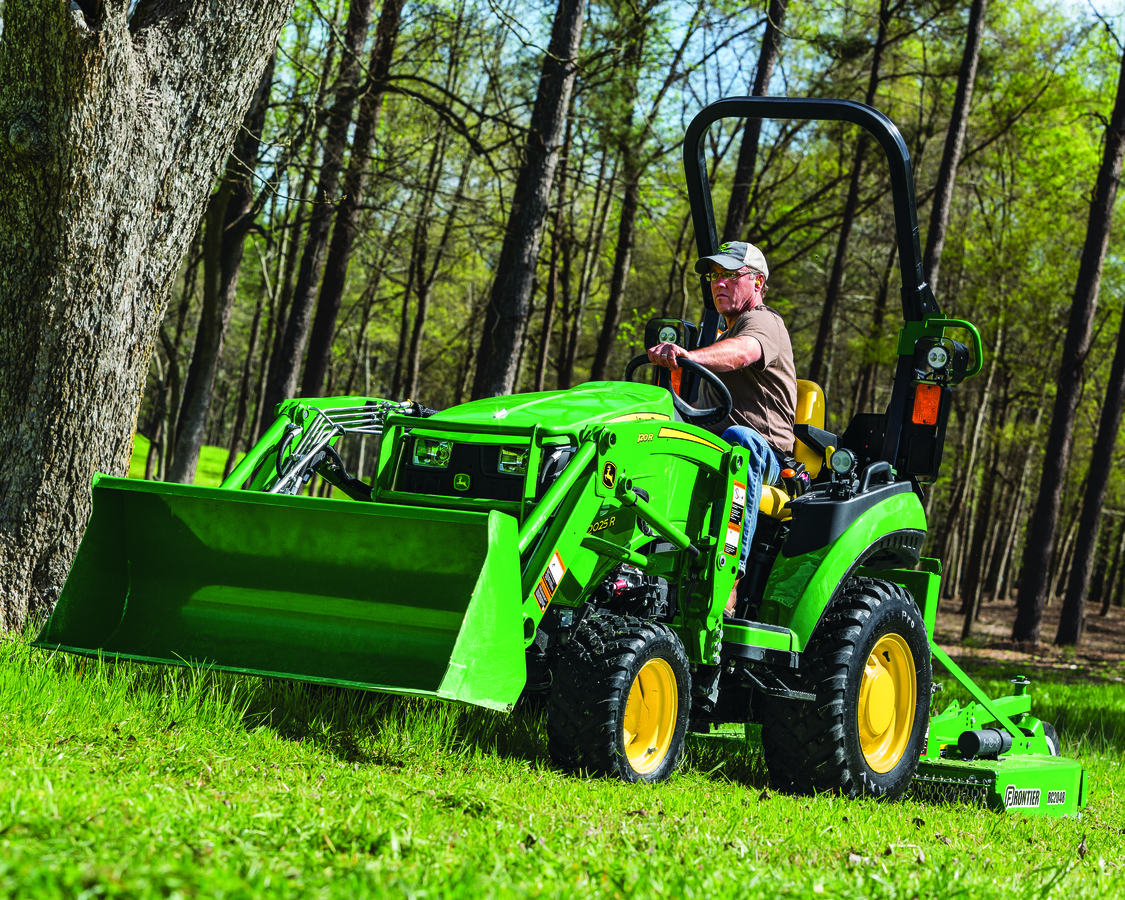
[922,0,987,294]
[558,153,615,389]
[807,0,890,386]
[262,0,376,416]
[992,388,1049,601]
[853,244,897,414]
[535,113,574,392]
[961,417,1003,633]
[259,157,316,438]
[1013,47,1125,644]
[406,155,471,400]
[471,0,586,399]
[1101,520,1125,616]
[1057,313,1125,642]
[0,0,292,630]
[1049,503,1083,603]
[589,153,642,382]
[167,55,275,484]
[721,0,788,243]
[222,287,266,484]
[301,0,405,397]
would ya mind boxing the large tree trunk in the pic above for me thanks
[921,0,987,294]
[0,0,292,630]
[301,0,405,398]
[166,55,275,484]
[262,0,376,416]
[721,0,788,243]
[470,0,586,399]
[1012,47,1125,644]
[807,0,890,386]
[1056,304,1125,644]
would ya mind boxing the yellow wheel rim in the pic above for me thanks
[858,633,916,773]
[622,658,678,775]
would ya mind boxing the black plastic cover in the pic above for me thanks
[782,481,914,557]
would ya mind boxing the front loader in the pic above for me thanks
[36,98,1086,815]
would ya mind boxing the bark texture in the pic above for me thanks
[1012,47,1125,644]
[720,0,787,244]
[921,0,986,294]
[471,0,585,399]
[0,0,293,630]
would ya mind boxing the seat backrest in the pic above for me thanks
[793,379,826,477]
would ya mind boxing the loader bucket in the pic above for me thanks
[34,476,528,711]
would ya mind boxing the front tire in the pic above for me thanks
[547,613,691,783]
[760,577,931,799]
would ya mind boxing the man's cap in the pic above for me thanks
[695,241,769,279]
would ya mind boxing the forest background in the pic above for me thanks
[4,0,1125,651]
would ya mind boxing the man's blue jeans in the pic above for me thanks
[721,426,781,578]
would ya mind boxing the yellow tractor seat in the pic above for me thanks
[759,484,792,520]
[756,378,827,521]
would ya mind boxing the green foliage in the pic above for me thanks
[2,635,1124,897]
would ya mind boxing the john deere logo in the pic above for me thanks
[453,473,471,492]
[601,462,617,489]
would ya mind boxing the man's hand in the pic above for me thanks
[648,341,691,370]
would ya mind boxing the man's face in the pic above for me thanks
[711,263,764,317]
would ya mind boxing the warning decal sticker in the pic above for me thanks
[725,526,741,556]
[535,551,567,612]
[729,482,746,527]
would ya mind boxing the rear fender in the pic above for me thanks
[758,490,926,651]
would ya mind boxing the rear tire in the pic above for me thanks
[759,577,931,799]
[547,613,691,783]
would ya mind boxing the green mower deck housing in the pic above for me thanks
[35,98,1087,815]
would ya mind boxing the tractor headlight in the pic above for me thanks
[926,345,949,369]
[498,446,529,475]
[829,448,857,476]
[412,438,452,468]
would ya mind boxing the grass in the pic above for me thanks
[129,436,240,488]
[2,637,1124,898]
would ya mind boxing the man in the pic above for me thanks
[647,241,797,616]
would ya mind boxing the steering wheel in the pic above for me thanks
[623,355,733,427]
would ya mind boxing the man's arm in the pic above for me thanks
[647,336,763,372]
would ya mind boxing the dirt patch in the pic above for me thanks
[933,596,1125,683]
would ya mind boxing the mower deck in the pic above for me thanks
[910,755,1086,816]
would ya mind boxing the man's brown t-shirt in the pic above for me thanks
[700,305,797,453]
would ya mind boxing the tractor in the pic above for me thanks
[36,98,1086,815]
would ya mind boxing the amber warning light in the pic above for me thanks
[912,383,942,426]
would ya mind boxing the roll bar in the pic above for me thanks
[682,97,942,328]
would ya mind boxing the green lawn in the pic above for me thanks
[1,636,1123,898]
[130,435,240,488]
